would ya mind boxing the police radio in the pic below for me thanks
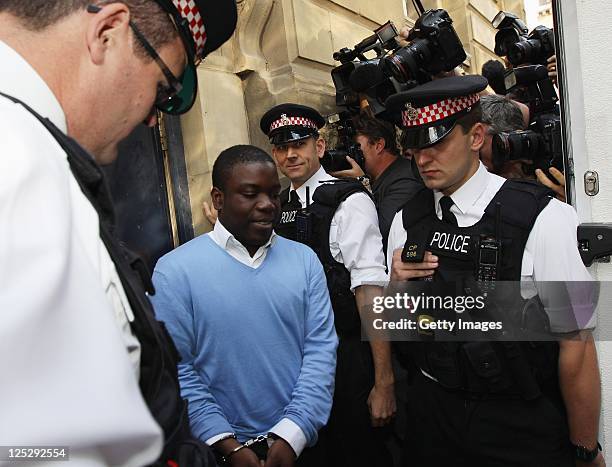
[477,235,500,283]
[476,203,503,290]
[296,186,313,243]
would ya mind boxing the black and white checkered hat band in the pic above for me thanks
[269,116,318,133]
[172,0,207,57]
[402,94,480,127]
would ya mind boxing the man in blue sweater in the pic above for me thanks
[151,145,338,467]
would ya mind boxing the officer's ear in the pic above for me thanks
[86,3,131,65]
[211,186,224,212]
[469,122,486,153]
[315,137,326,159]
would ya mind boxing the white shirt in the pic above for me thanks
[292,166,388,289]
[207,221,308,456]
[0,41,162,466]
[387,162,594,332]
[208,220,276,269]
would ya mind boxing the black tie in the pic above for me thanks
[439,196,458,227]
[289,190,301,208]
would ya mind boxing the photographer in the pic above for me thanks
[330,113,422,254]
[481,94,567,200]
[480,93,528,177]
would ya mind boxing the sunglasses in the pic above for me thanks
[87,4,196,114]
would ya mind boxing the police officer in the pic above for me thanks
[385,76,603,466]
[260,103,395,467]
[0,0,237,465]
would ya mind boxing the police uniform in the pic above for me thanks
[261,104,392,467]
[0,1,237,465]
[384,77,594,467]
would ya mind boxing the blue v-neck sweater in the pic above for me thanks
[151,234,337,446]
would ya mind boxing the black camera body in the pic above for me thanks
[331,58,402,116]
[330,11,466,118]
[492,66,562,175]
[504,65,558,114]
[492,115,562,176]
[321,112,366,172]
[383,9,466,84]
[331,21,403,117]
[508,26,555,67]
[493,10,555,66]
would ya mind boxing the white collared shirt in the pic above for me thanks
[208,220,276,268]
[206,221,307,455]
[388,163,592,284]
[292,166,388,289]
[0,40,162,466]
[388,162,595,384]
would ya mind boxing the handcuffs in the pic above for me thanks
[221,434,270,464]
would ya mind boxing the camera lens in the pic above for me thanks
[508,38,542,66]
[321,150,352,172]
[492,133,512,169]
[493,130,543,168]
[494,29,519,58]
[382,39,430,83]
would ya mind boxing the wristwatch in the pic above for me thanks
[572,441,601,462]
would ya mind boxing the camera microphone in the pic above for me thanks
[349,63,385,92]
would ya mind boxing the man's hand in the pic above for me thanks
[547,54,558,86]
[264,438,296,467]
[367,380,396,427]
[229,448,262,467]
[329,156,365,179]
[535,167,566,202]
[213,438,261,467]
[390,248,438,281]
[202,200,218,225]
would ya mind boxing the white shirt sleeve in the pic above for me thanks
[522,199,596,332]
[0,111,162,466]
[206,432,235,446]
[329,192,388,289]
[524,199,593,282]
[269,418,308,457]
[386,210,408,273]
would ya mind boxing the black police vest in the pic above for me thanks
[401,180,559,398]
[0,92,216,467]
[277,180,370,337]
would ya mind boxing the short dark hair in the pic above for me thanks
[480,94,525,134]
[353,114,399,156]
[0,0,177,59]
[481,60,507,95]
[456,102,483,134]
[212,145,276,191]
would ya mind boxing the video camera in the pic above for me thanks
[331,10,466,116]
[492,11,555,66]
[331,21,403,117]
[327,9,466,171]
[491,65,562,176]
